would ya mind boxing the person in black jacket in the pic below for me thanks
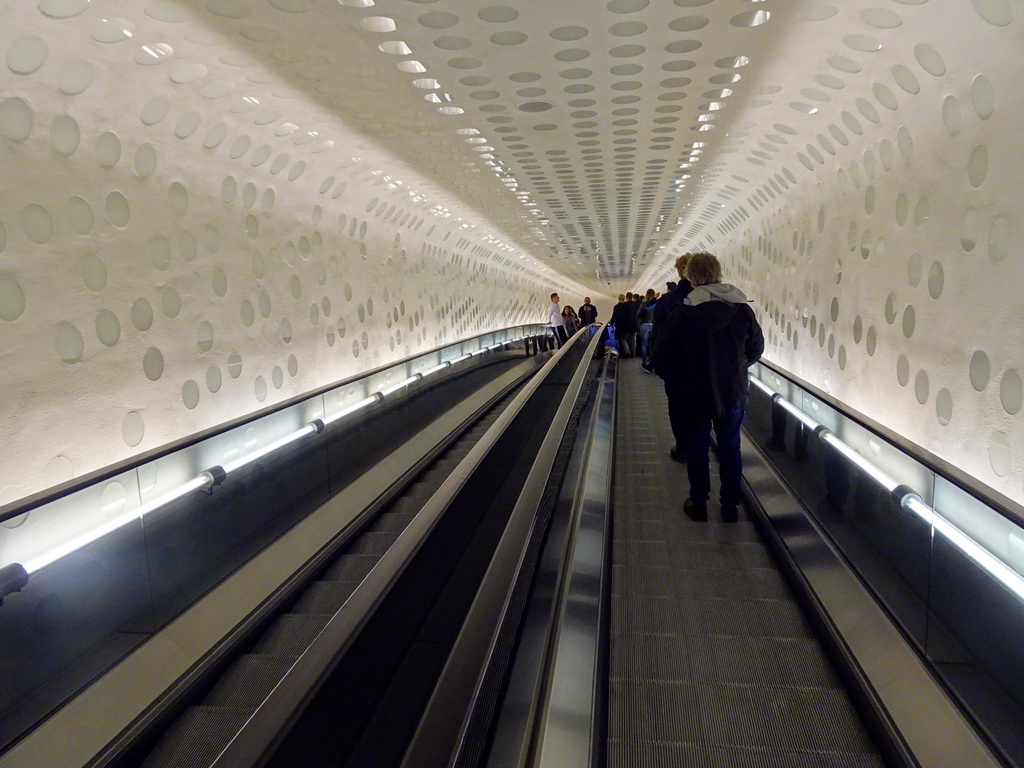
[654,252,764,522]
[578,297,598,326]
[637,288,658,370]
[649,254,694,451]
[610,293,638,357]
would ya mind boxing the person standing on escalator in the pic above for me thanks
[547,292,568,347]
[578,297,598,326]
[653,252,764,523]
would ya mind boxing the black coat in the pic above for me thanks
[651,280,692,348]
[654,297,764,419]
[610,300,638,333]
[578,303,598,325]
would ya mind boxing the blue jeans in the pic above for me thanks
[639,323,653,364]
[682,407,745,506]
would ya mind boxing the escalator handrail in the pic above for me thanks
[206,326,599,768]
[402,327,606,768]
[530,351,616,768]
[753,358,1024,527]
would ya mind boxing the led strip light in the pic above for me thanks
[0,334,530,587]
[749,373,1024,603]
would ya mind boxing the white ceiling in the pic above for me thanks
[180,0,850,294]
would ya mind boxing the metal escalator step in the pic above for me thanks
[389,496,426,516]
[205,654,297,711]
[405,480,438,499]
[141,706,251,768]
[445,447,471,461]
[322,553,378,583]
[370,510,417,534]
[291,579,360,615]
[348,530,399,556]
[253,613,334,657]
[416,467,451,487]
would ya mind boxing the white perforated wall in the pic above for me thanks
[0,1,590,505]
[638,1,1024,507]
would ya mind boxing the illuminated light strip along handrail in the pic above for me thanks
[22,472,217,575]
[904,496,1024,602]
[748,376,775,398]
[776,396,822,432]
[419,362,452,378]
[2,332,540,583]
[323,395,382,426]
[819,432,901,495]
[378,374,422,398]
[750,373,1024,604]
[221,422,322,475]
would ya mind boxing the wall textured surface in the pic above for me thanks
[0,1,590,504]
[639,1,1024,508]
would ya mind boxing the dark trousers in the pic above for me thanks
[682,407,745,506]
[622,331,637,358]
[551,325,568,347]
[665,383,688,451]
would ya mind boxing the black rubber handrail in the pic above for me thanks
[403,326,604,768]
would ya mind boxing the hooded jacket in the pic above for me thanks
[653,282,764,418]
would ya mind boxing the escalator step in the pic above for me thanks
[405,480,438,500]
[141,706,251,768]
[417,468,451,486]
[291,579,360,615]
[370,510,417,534]
[322,553,378,583]
[205,654,296,711]
[389,496,426,516]
[253,613,334,657]
[348,530,399,556]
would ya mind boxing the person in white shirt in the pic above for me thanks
[547,292,568,347]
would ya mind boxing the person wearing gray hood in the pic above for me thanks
[652,251,764,522]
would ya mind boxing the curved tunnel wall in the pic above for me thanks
[638,2,1024,509]
[0,2,591,506]
[0,1,1022,512]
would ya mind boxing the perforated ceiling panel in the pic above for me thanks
[255,0,791,290]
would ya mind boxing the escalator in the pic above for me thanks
[3,327,1011,768]
[139,384,526,768]
[111,328,604,768]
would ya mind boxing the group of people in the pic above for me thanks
[545,293,598,347]
[607,289,661,365]
[546,252,764,523]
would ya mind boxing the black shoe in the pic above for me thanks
[721,503,739,523]
[670,446,686,464]
[683,498,708,521]
[641,362,653,373]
